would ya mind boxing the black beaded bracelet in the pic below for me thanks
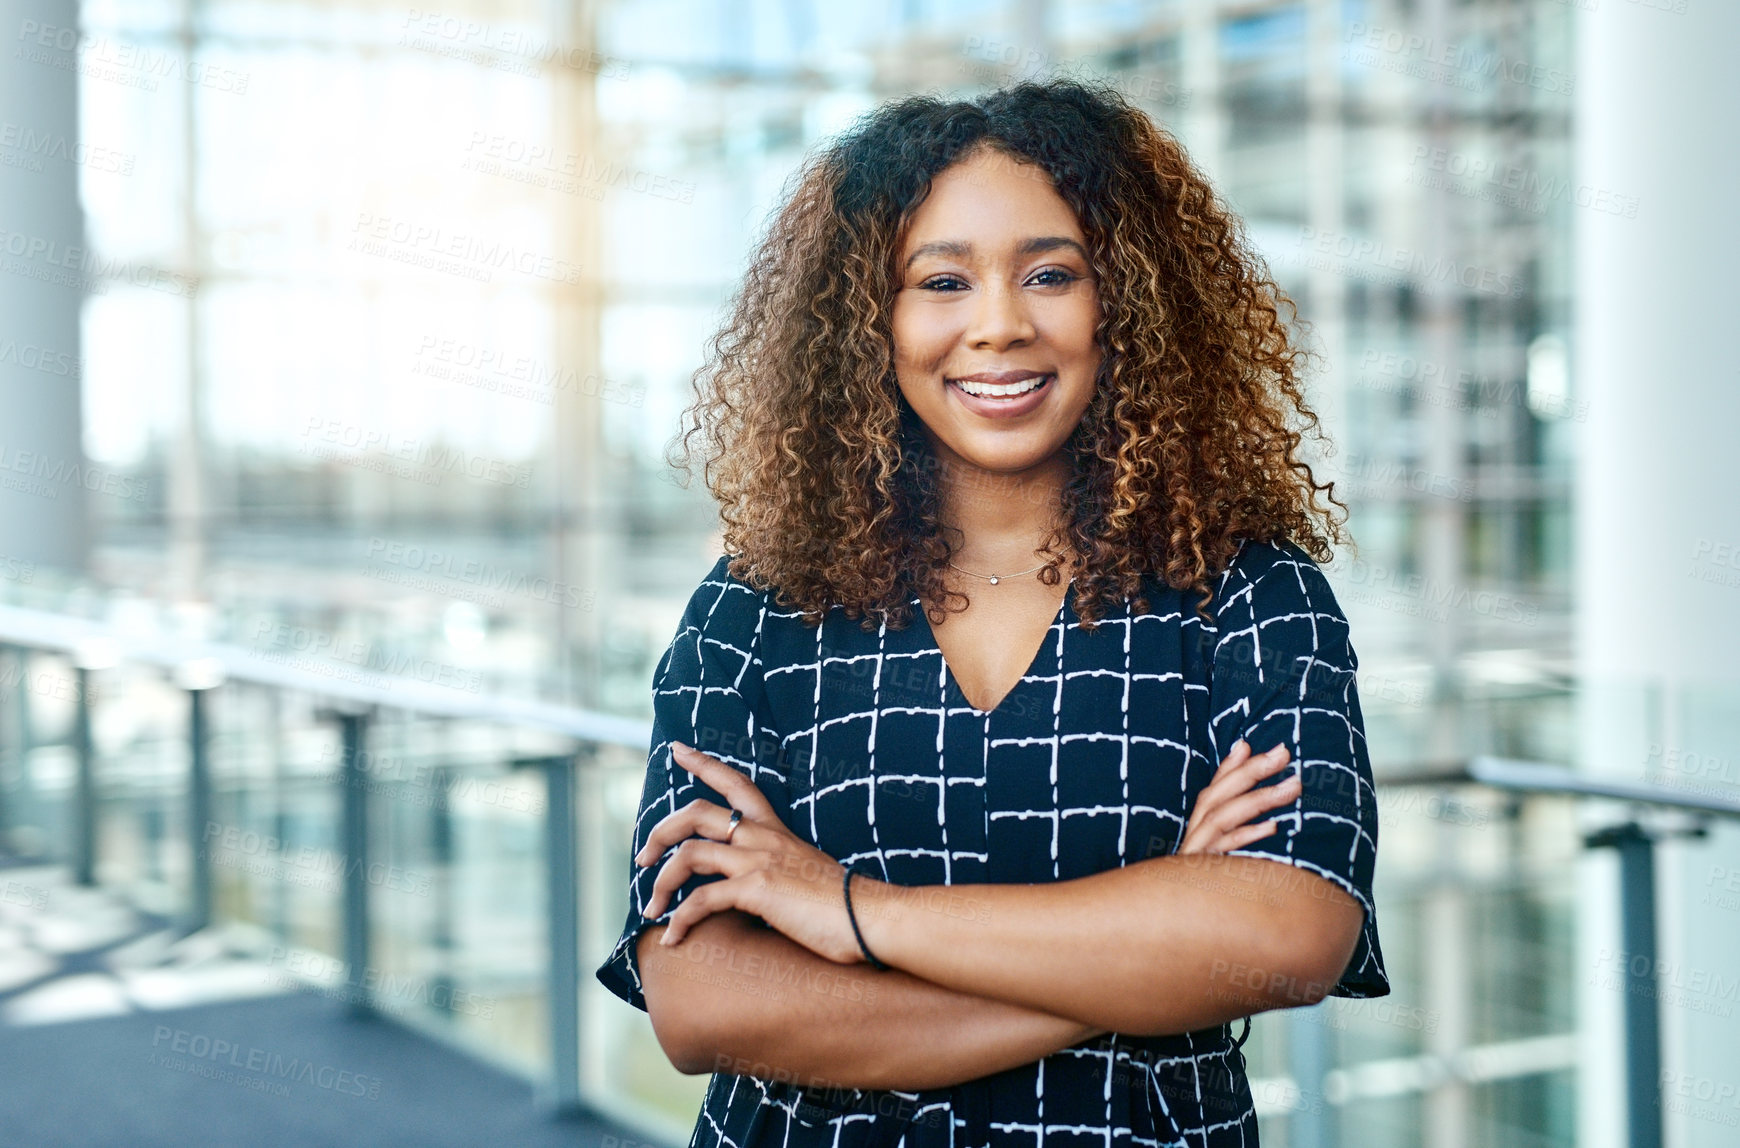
[841,865,889,971]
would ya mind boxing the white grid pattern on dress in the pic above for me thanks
[597,540,1387,1148]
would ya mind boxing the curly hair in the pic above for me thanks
[674,79,1347,629]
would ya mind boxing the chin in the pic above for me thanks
[941,435,1068,475]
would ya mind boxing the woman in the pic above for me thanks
[596,80,1386,1148]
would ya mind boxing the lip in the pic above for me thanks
[945,372,1055,420]
[955,370,1048,385]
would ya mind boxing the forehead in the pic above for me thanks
[899,147,1085,253]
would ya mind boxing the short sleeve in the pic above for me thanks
[1204,539,1389,998]
[593,557,787,1013]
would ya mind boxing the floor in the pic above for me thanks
[0,862,648,1148]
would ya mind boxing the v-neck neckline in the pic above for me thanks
[915,580,1073,718]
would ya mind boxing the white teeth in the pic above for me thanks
[954,376,1049,397]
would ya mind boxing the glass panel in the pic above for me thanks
[46,0,1614,1142]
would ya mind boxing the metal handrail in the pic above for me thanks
[24,589,1720,1147]
[0,598,656,1127]
[1383,755,1736,1148]
[1385,754,1740,818]
[0,600,651,747]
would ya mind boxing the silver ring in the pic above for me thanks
[722,808,743,844]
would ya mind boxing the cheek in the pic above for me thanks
[1041,290,1102,357]
[892,320,947,373]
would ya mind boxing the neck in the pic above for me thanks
[929,444,1071,569]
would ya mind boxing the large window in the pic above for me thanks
[67,1,1583,1141]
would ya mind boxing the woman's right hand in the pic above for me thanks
[1177,740,1302,854]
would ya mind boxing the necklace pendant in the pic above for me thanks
[988,576,999,585]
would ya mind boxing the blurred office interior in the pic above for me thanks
[0,0,1736,1145]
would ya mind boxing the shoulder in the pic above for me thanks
[1211,538,1345,627]
[1211,542,1357,702]
[1206,539,1355,678]
[678,555,772,631]
[663,556,776,672]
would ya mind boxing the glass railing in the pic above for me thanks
[0,597,700,1148]
[4,593,1733,1148]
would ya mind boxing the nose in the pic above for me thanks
[963,279,1036,350]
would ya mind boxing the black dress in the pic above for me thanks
[596,538,1388,1148]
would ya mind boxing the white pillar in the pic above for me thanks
[1574,4,1740,1147]
[0,0,89,574]
[549,0,605,707]
[1179,0,1223,183]
[1303,0,1347,475]
[167,4,207,602]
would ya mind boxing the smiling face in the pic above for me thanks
[890,144,1103,483]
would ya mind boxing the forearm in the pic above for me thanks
[853,854,1364,1035]
[639,910,1105,1091]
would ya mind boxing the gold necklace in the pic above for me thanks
[946,559,1048,586]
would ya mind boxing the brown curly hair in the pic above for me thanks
[674,79,1347,629]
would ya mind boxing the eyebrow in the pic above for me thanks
[902,236,1090,272]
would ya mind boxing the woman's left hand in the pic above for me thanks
[635,741,866,962]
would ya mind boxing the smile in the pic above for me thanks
[948,375,1053,398]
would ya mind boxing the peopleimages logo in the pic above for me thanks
[411,336,645,408]
[366,538,594,611]
[1342,22,1575,95]
[0,339,81,378]
[461,132,695,203]
[0,225,193,297]
[266,948,496,1019]
[0,120,135,175]
[348,212,583,286]
[0,444,146,503]
[1338,560,1539,626]
[300,418,532,489]
[1295,225,1524,298]
[14,19,251,94]
[149,1026,381,1099]
[1338,454,1474,504]
[1408,145,1639,219]
[398,9,630,79]
[250,619,485,693]
[201,822,433,897]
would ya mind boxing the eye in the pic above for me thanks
[919,275,969,292]
[1028,268,1079,287]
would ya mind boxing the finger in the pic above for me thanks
[1213,819,1282,853]
[1236,744,1291,785]
[643,838,744,919]
[634,798,727,866]
[1212,742,1287,793]
[1200,774,1302,839]
[1193,745,1281,815]
[1200,743,1292,808]
[671,742,778,821]
[1181,763,1299,853]
[659,879,735,948]
[1215,740,1252,776]
[635,798,758,866]
[671,750,778,825]
[1179,807,1285,856]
